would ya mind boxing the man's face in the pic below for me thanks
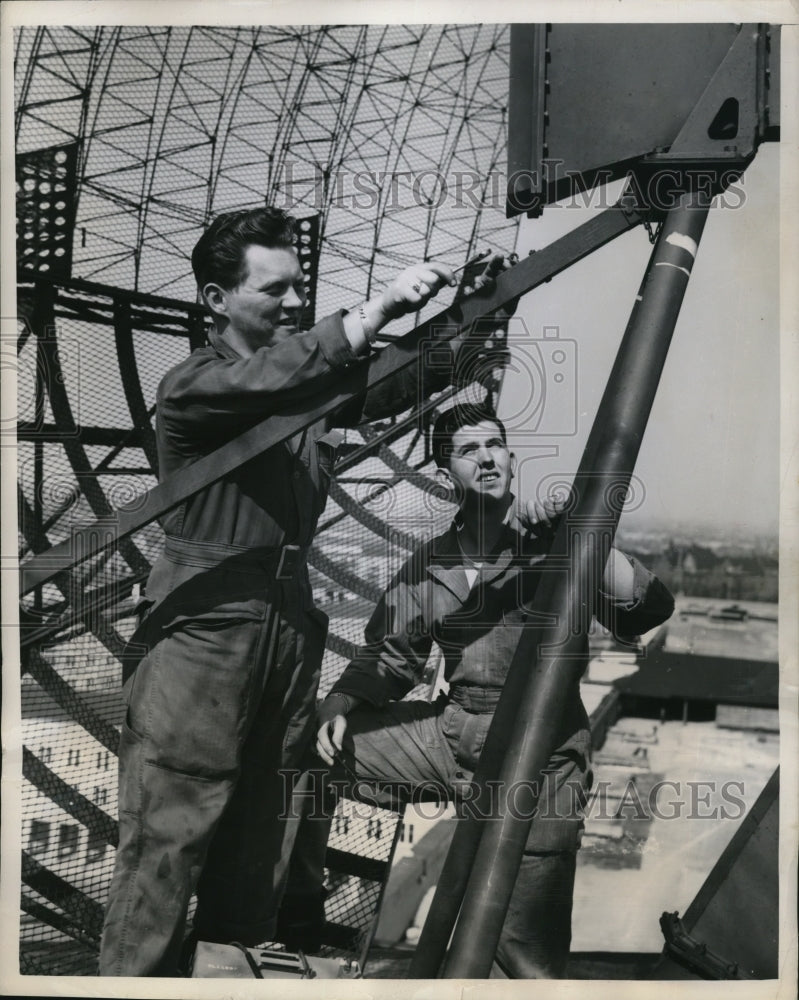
[207,244,307,352]
[442,420,516,505]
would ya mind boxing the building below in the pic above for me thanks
[368,596,780,963]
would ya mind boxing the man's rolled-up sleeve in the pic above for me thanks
[595,555,675,639]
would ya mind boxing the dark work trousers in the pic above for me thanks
[285,694,590,978]
[99,578,328,977]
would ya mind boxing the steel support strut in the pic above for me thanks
[18,196,641,596]
[409,190,711,979]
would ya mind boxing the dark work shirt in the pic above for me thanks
[155,311,453,550]
[332,510,675,706]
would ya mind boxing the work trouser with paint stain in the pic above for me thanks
[99,543,327,978]
[286,685,592,978]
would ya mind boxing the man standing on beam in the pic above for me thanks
[314,403,674,977]
[99,207,503,977]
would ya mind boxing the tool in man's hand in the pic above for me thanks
[450,248,492,275]
[332,747,361,786]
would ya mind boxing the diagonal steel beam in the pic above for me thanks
[18,193,642,596]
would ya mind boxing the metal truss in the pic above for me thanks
[15,25,518,313]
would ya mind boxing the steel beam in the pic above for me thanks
[18,195,642,595]
[410,190,710,979]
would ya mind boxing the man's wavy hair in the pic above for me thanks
[431,403,507,469]
[191,207,297,292]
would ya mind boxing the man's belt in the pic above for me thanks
[162,535,308,581]
[274,544,305,581]
[448,685,502,714]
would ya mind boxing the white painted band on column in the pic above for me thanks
[665,232,699,258]
[654,261,691,278]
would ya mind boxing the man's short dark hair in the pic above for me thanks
[191,207,297,292]
[431,404,507,468]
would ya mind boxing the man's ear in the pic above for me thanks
[202,282,228,318]
[435,466,454,493]
[509,451,517,479]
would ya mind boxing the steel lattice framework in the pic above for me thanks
[13,23,519,976]
[14,25,516,312]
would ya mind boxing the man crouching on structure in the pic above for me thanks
[98,207,499,977]
[314,403,675,977]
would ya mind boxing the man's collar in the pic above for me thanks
[451,494,516,533]
[208,329,244,361]
[425,503,523,597]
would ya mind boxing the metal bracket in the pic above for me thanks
[660,911,747,979]
[645,25,768,164]
[630,25,773,212]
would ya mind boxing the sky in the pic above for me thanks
[499,143,781,540]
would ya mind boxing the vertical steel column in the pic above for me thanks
[33,291,47,614]
[411,190,711,979]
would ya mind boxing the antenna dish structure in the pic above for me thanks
[14,24,519,975]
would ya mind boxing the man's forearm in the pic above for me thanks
[595,553,674,636]
[341,262,458,354]
[341,295,392,354]
[323,690,365,715]
[601,548,636,603]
